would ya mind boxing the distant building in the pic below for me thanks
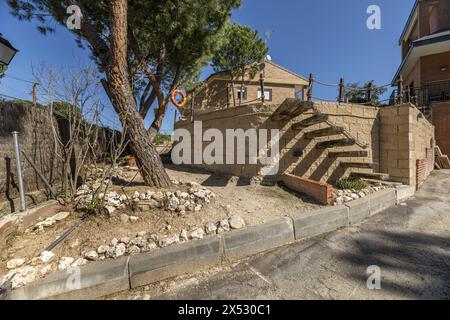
[393,0,450,155]
[192,60,309,111]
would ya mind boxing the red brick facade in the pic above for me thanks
[432,102,450,156]
[282,173,333,205]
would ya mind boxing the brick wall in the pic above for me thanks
[416,159,426,189]
[282,173,333,205]
[431,101,450,156]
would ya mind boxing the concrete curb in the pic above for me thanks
[223,217,295,261]
[129,236,222,289]
[395,185,416,203]
[5,256,130,300]
[3,187,414,300]
[290,205,349,240]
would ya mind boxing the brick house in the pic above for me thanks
[192,60,309,111]
[393,0,450,155]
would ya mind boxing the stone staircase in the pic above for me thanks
[271,99,387,183]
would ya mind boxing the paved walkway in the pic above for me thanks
[116,170,450,300]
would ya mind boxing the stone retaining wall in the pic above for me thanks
[175,102,380,184]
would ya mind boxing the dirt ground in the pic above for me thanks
[0,164,321,280]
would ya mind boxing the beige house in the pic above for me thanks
[192,60,309,111]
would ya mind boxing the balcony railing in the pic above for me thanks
[391,79,450,109]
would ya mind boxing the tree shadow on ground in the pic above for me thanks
[337,229,450,299]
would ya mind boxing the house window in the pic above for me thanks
[257,89,273,101]
[236,87,247,100]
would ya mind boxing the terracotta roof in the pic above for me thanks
[204,60,308,84]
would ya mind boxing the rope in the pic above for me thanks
[314,79,340,87]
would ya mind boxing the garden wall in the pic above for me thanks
[0,100,62,215]
[176,101,435,189]
[175,101,380,184]
[379,103,435,187]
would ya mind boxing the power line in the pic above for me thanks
[3,73,37,84]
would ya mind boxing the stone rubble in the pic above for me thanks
[6,258,25,270]
[74,169,216,216]
[333,185,389,206]
[2,213,248,289]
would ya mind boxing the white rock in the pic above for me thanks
[216,219,230,233]
[343,196,353,203]
[194,204,202,212]
[9,266,39,289]
[180,229,189,241]
[6,258,25,270]
[158,235,180,247]
[350,193,360,200]
[132,191,140,199]
[148,234,158,242]
[105,206,116,215]
[335,196,344,205]
[127,245,141,255]
[205,223,217,235]
[129,238,147,248]
[53,211,70,221]
[111,238,119,246]
[152,192,165,202]
[358,191,366,198]
[139,193,147,200]
[71,258,88,267]
[129,216,139,223]
[97,245,111,254]
[33,250,56,265]
[58,257,75,271]
[115,243,126,257]
[190,228,205,240]
[229,215,245,229]
[194,190,207,199]
[84,250,99,261]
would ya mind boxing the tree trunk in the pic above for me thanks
[230,72,236,108]
[240,68,245,106]
[108,0,171,188]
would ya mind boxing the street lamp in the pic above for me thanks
[0,34,18,66]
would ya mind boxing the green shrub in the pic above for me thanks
[336,178,367,190]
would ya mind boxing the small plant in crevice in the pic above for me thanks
[336,178,367,191]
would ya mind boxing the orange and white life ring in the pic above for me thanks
[170,89,187,109]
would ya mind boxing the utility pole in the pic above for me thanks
[32,82,37,109]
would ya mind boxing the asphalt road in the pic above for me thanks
[114,170,450,300]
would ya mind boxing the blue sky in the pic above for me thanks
[0,0,415,132]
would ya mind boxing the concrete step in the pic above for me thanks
[340,162,378,169]
[291,113,328,130]
[305,126,344,139]
[350,172,390,181]
[270,99,313,121]
[328,151,369,158]
[316,138,355,149]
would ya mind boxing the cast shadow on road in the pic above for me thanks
[337,229,450,299]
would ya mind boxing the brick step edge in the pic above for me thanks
[2,187,414,300]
